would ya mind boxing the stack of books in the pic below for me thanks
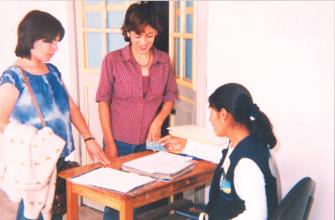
[122,151,195,181]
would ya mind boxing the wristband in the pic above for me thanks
[84,136,95,142]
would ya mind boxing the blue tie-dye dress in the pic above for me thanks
[0,63,74,158]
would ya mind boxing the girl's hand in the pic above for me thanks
[105,142,118,160]
[146,119,162,141]
[158,135,187,154]
[85,139,111,165]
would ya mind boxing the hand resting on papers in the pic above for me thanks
[159,135,187,154]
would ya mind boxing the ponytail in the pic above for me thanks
[245,105,277,149]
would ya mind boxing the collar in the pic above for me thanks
[120,44,167,65]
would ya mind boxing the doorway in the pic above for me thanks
[150,1,199,132]
[148,1,171,136]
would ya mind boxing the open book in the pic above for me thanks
[71,167,154,193]
[122,151,195,181]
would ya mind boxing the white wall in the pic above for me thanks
[0,1,72,86]
[206,1,334,219]
[0,1,333,219]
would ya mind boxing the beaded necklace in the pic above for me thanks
[135,51,152,68]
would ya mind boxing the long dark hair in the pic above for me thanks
[121,2,162,42]
[15,10,64,59]
[209,83,277,149]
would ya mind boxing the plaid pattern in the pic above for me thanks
[96,44,178,145]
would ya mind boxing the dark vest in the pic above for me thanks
[206,135,278,220]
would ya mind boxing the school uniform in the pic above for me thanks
[205,135,278,220]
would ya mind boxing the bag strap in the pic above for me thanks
[15,66,46,128]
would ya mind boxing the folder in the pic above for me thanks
[122,151,195,181]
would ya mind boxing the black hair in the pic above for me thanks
[209,83,277,149]
[121,2,162,42]
[15,10,65,59]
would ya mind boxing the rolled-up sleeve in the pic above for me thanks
[96,55,113,103]
[162,61,179,102]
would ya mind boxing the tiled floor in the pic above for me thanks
[0,189,103,220]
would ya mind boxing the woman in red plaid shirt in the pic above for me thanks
[96,3,178,160]
[96,2,178,219]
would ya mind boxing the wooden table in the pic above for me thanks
[59,151,216,220]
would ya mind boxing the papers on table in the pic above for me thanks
[70,152,195,192]
[122,151,194,181]
[71,167,154,193]
[168,125,228,146]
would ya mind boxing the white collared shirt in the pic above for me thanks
[184,139,268,220]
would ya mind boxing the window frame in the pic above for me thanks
[169,1,197,90]
[79,1,133,74]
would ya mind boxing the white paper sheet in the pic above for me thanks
[71,167,154,193]
[122,151,193,175]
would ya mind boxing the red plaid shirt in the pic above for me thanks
[96,45,179,145]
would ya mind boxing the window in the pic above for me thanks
[80,0,133,72]
[170,1,195,89]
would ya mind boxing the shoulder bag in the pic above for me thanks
[16,66,79,216]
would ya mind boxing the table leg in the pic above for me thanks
[119,199,133,220]
[66,181,79,220]
[169,195,175,215]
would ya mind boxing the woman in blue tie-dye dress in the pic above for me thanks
[0,10,110,220]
